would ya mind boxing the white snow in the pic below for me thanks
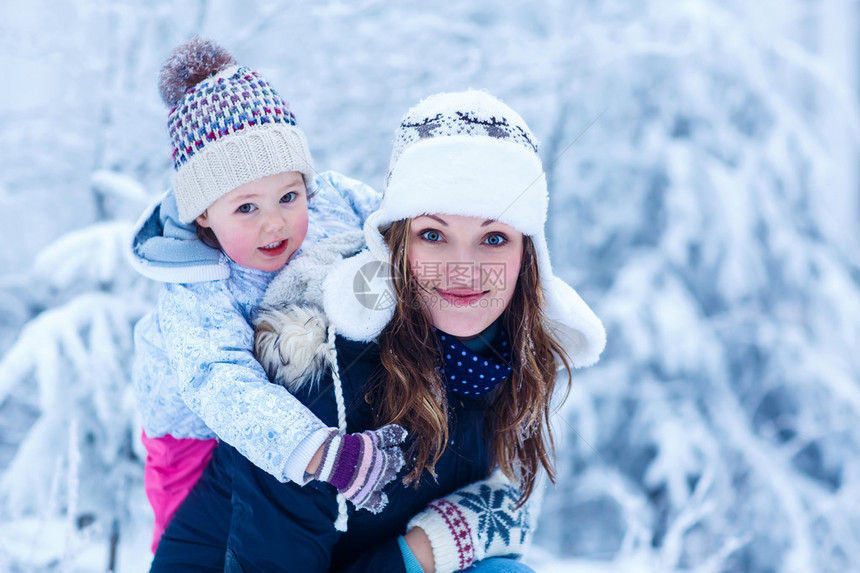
[1,1,859,571]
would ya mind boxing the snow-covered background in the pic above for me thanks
[2,1,859,571]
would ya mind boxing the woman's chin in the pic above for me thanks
[430,311,498,339]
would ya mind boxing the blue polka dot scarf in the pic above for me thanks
[438,328,513,397]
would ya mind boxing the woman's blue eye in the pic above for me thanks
[237,203,256,214]
[281,192,297,204]
[485,234,506,246]
[421,230,442,242]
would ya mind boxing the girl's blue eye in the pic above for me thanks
[281,191,297,204]
[237,203,256,214]
[484,234,506,246]
[421,230,442,242]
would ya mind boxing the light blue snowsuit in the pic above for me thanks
[130,171,380,483]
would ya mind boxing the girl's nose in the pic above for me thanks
[262,210,287,233]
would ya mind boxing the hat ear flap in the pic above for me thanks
[530,232,606,368]
[323,249,396,341]
[542,275,606,368]
[363,211,391,261]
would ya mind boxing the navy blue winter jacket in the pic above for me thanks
[226,335,493,572]
[151,335,494,573]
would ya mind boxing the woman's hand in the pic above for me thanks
[405,469,532,572]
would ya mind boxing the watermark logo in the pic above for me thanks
[480,262,507,289]
[353,261,511,311]
[353,260,396,311]
[411,262,509,290]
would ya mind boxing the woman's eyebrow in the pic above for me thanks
[423,215,448,226]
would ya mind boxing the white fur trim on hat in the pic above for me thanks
[364,135,546,262]
[384,135,547,234]
[173,123,315,223]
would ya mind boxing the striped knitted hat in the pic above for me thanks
[159,38,315,223]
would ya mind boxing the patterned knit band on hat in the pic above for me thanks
[159,38,315,223]
[387,95,540,178]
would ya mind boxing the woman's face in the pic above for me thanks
[407,214,523,338]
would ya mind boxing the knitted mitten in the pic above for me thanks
[406,469,533,573]
[313,424,408,513]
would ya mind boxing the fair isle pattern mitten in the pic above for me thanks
[406,469,532,573]
[313,424,408,513]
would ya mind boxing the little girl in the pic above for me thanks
[129,38,405,552]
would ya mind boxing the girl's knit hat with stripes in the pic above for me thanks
[159,38,315,223]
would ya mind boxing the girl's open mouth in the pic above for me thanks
[259,240,287,257]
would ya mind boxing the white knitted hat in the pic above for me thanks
[160,38,315,223]
[323,90,605,368]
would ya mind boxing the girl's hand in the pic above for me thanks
[311,424,408,513]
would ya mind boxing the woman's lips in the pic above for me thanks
[437,289,487,306]
[259,240,288,257]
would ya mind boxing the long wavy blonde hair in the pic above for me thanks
[369,219,572,504]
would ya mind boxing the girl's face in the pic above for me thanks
[196,171,309,272]
[407,214,523,338]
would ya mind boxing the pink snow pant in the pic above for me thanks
[141,431,218,553]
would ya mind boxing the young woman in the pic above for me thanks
[151,90,605,573]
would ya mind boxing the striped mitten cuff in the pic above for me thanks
[313,424,408,513]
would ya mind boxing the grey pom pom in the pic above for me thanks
[158,38,236,108]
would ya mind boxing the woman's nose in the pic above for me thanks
[445,249,480,287]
